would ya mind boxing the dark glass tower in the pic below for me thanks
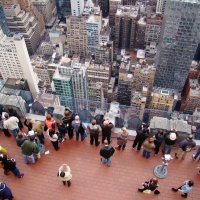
[98,0,109,18]
[56,0,71,16]
[0,4,10,36]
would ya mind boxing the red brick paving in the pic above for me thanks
[0,132,200,200]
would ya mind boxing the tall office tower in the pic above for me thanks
[145,15,162,45]
[100,20,111,43]
[86,8,102,54]
[98,0,109,18]
[95,41,113,64]
[154,0,200,92]
[67,16,87,57]
[0,30,39,97]
[56,0,71,16]
[156,0,166,15]
[0,4,10,35]
[4,4,41,55]
[71,0,84,16]
[2,0,45,37]
[117,55,133,106]
[114,6,139,51]
[122,0,135,5]
[32,0,56,23]
[135,17,146,49]
[109,0,121,28]
[87,61,111,99]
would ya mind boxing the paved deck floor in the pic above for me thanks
[0,132,199,200]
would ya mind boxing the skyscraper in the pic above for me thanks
[156,0,166,15]
[71,0,84,16]
[98,0,109,18]
[154,0,200,92]
[56,0,71,16]
[0,29,39,97]
[0,4,10,35]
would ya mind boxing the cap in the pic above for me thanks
[28,130,35,137]
[169,132,176,141]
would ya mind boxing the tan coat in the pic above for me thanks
[142,140,155,152]
[58,164,72,181]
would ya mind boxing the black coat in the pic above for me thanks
[62,112,74,129]
[135,127,148,143]
[2,157,16,171]
[100,146,115,159]
[0,182,13,199]
[101,121,113,135]
[164,132,177,146]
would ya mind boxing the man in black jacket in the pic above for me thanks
[132,124,149,151]
[100,140,115,167]
[101,119,114,144]
[162,131,177,155]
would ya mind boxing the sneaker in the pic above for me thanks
[19,173,24,178]
[95,142,100,147]
[192,154,196,160]
[171,188,178,192]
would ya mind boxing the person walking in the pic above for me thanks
[0,154,24,178]
[115,127,128,150]
[100,140,115,167]
[142,137,155,159]
[87,119,101,146]
[3,113,19,138]
[62,109,74,140]
[47,129,59,151]
[192,146,200,161]
[44,114,56,131]
[57,164,72,187]
[162,132,177,155]
[154,130,164,156]
[16,131,27,147]
[21,131,39,164]
[138,177,160,194]
[0,182,14,200]
[132,124,149,151]
[72,115,85,141]
[101,119,114,144]
[175,134,196,160]
[172,180,194,198]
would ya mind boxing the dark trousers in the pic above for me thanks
[102,133,111,144]
[62,180,71,186]
[154,141,162,155]
[132,138,144,151]
[51,140,59,150]
[118,144,126,150]
[75,131,84,141]
[143,150,151,158]
[37,134,45,144]
[11,167,21,178]
[67,128,74,139]
[3,128,11,137]
[90,134,99,146]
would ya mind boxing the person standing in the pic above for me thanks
[100,119,114,144]
[3,113,19,138]
[16,131,27,147]
[154,130,164,156]
[0,146,7,155]
[21,131,39,164]
[7,107,23,130]
[0,155,24,178]
[32,120,45,144]
[100,140,115,167]
[175,134,196,160]
[142,137,155,159]
[0,182,14,200]
[72,115,85,141]
[57,164,72,187]
[132,125,149,151]
[162,132,177,155]
[62,109,74,140]
[87,119,101,146]
[138,177,160,194]
[57,120,67,143]
[172,180,194,198]
[44,114,56,131]
[192,146,200,161]
[47,129,59,151]
[115,127,128,150]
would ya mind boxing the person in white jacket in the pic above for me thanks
[48,129,59,151]
[57,164,72,187]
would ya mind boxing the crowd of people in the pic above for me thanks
[0,107,199,199]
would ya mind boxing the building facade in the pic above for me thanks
[71,0,84,16]
[56,0,71,16]
[98,0,109,18]
[0,4,10,35]
[156,0,166,15]
[154,0,200,92]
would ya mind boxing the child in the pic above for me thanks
[57,164,72,187]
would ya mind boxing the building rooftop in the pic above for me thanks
[116,6,139,18]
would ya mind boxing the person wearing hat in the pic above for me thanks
[138,177,160,194]
[162,132,177,155]
[115,127,128,150]
[47,129,59,151]
[0,146,7,155]
[100,140,115,167]
[142,137,155,159]
[57,164,72,187]
[175,134,196,160]
[21,131,39,164]
[100,119,114,144]
[0,182,14,200]
[72,115,85,141]
[172,179,194,198]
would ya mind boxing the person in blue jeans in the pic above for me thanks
[100,140,115,167]
[142,137,155,159]
[0,154,24,178]
[192,147,200,161]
